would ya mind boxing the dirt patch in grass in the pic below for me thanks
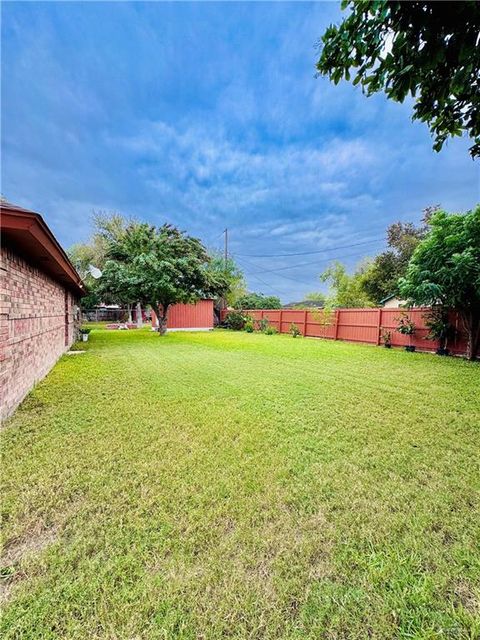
[1,526,57,604]
[453,580,480,615]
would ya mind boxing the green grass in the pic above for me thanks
[1,329,479,639]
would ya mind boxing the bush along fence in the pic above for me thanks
[244,308,470,356]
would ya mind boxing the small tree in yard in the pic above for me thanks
[101,223,224,335]
[423,306,455,355]
[290,323,302,338]
[395,311,416,352]
[399,206,480,360]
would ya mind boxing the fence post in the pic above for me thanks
[279,309,283,334]
[334,309,340,340]
[304,309,308,336]
[376,308,382,345]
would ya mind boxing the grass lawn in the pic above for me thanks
[1,329,479,639]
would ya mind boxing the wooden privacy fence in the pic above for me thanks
[245,307,469,355]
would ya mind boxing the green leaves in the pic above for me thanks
[320,260,375,308]
[399,206,480,358]
[235,292,282,310]
[98,222,224,315]
[316,1,480,157]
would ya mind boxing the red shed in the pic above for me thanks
[151,299,214,331]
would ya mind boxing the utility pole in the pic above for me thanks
[222,228,228,320]
[224,228,228,270]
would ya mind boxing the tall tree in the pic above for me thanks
[101,223,223,334]
[320,260,375,308]
[95,222,150,318]
[206,252,246,319]
[68,211,132,310]
[92,210,133,247]
[68,242,102,309]
[316,1,480,157]
[399,206,480,360]
[361,219,429,304]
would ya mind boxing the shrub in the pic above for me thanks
[395,312,416,336]
[258,317,269,332]
[79,327,91,335]
[224,311,247,331]
[380,327,392,346]
[264,325,278,335]
[423,307,454,344]
[290,323,301,338]
[244,320,254,333]
[395,311,416,351]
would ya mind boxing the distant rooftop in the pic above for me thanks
[283,300,324,309]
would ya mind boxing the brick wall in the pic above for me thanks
[0,246,79,420]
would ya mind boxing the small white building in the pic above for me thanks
[380,294,407,308]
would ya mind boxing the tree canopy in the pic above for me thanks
[399,206,480,359]
[317,1,480,157]
[69,214,239,329]
[206,253,246,313]
[68,211,132,310]
[235,292,282,310]
[99,223,225,334]
[320,261,375,308]
[361,219,429,304]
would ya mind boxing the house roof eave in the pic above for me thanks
[1,202,85,296]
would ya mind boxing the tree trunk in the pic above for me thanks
[157,303,168,335]
[136,302,143,328]
[461,308,480,361]
[127,304,133,323]
[149,302,169,334]
[158,316,167,335]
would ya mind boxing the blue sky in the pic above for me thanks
[2,1,478,301]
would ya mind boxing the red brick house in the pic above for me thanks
[1,202,84,420]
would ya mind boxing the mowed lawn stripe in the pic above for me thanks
[1,329,479,639]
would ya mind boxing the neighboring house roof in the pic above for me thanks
[1,201,85,296]
[283,300,324,309]
[379,293,396,304]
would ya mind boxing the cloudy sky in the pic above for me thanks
[2,1,478,301]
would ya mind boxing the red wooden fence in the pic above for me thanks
[245,307,469,355]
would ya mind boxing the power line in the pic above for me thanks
[209,226,389,296]
[234,236,385,258]
[242,270,291,297]
[235,258,293,296]
[237,256,317,289]
[204,230,226,249]
[223,219,388,249]
[236,243,386,275]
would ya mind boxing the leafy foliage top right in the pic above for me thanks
[317,1,480,157]
[399,206,480,360]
